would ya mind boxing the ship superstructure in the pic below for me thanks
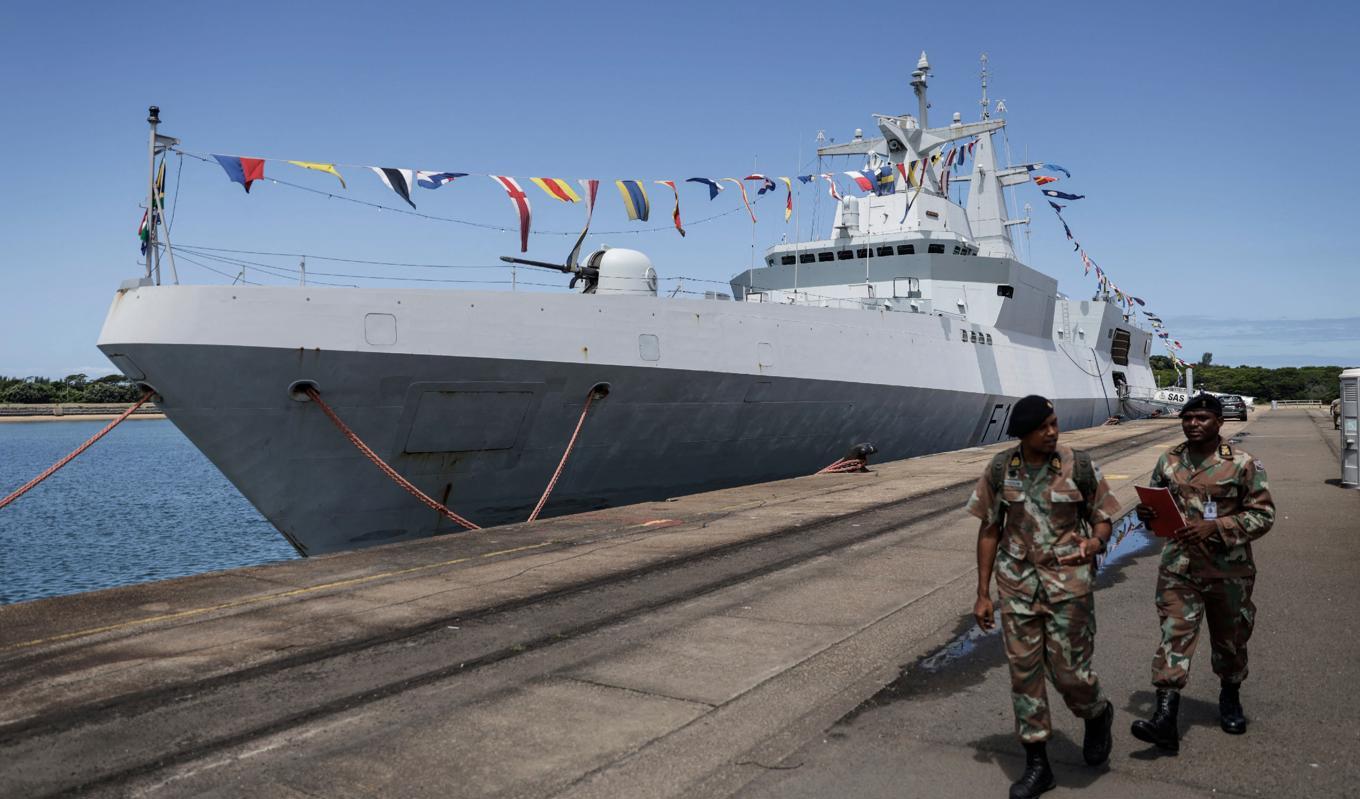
[98,55,1156,555]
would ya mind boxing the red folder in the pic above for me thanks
[1135,486,1187,537]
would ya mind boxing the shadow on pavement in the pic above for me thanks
[968,731,1113,790]
[839,511,1161,727]
[1123,689,1223,761]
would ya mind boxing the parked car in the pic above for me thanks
[1219,395,1249,421]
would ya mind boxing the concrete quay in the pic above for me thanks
[3,409,1350,798]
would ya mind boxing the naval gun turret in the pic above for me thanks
[500,245,657,296]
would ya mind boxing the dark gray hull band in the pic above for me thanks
[104,343,1125,555]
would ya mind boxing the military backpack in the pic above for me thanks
[986,447,1098,534]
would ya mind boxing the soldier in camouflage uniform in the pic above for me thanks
[1131,393,1275,751]
[967,395,1123,799]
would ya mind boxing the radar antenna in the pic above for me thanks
[910,52,931,128]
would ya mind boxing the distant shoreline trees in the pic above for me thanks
[1149,357,1343,401]
[4,364,1349,405]
[0,374,144,404]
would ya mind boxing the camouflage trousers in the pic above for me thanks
[1000,592,1107,743]
[1152,569,1256,689]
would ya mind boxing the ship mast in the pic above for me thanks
[144,106,180,285]
[979,53,991,120]
[145,106,160,283]
[910,52,931,128]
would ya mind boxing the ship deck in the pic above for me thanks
[3,408,1356,798]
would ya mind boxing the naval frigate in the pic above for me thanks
[98,54,1158,555]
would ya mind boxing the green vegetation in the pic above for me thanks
[1149,356,1343,401]
[0,374,144,404]
[3,363,1347,405]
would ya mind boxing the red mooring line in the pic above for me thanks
[0,391,155,512]
[305,386,482,531]
[307,385,602,530]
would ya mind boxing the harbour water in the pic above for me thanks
[0,419,297,605]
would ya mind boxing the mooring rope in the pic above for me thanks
[306,384,604,530]
[304,386,481,531]
[3,383,602,531]
[815,457,870,474]
[0,391,155,512]
[528,387,603,522]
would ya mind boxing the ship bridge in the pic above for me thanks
[730,242,1057,341]
[731,51,1055,340]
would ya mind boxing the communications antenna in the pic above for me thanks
[979,53,990,120]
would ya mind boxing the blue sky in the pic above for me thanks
[1,0,1356,375]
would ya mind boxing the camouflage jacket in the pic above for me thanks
[1150,440,1275,578]
[966,444,1122,606]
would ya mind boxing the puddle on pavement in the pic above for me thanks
[840,510,1158,723]
[1098,510,1154,571]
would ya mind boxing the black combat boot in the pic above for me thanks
[1082,699,1114,766]
[1009,741,1056,799]
[1130,688,1180,752]
[1219,682,1247,735]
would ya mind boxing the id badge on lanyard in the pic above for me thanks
[1203,500,1218,520]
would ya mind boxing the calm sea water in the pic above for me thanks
[0,419,297,605]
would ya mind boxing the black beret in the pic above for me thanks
[1180,393,1223,417]
[1007,394,1056,437]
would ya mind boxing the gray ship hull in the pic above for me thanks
[98,283,1152,555]
[106,342,1116,555]
[105,64,1165,556]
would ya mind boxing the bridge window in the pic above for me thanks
[780,255,796,265]
[961,330,968,342]
[817,251,835,262]
[799,253,815,264]
[928,244,945,254]
[876,246,894,257]
[855,248,870,258]
[985,333,993,345]
[837,250,853,260]
[970,331,978,343]
[953,245,962,254]
[897,244,915,255]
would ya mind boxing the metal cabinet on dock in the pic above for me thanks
[1342,368,1360,488]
